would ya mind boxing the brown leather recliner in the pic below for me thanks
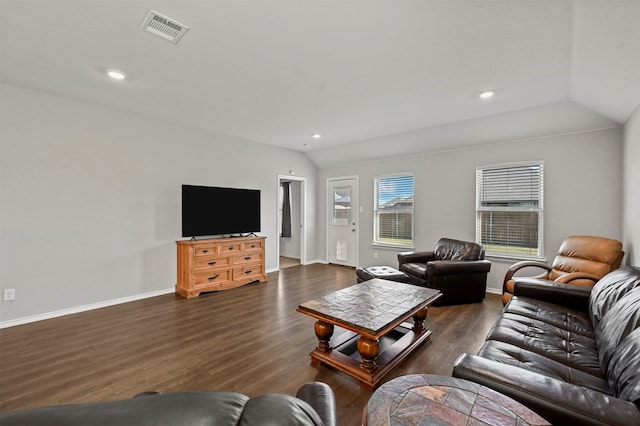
[502,235,624,305]
[398,238,491,305]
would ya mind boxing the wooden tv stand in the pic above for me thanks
[176,236,267,298]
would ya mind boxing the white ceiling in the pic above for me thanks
[1,1,639,167]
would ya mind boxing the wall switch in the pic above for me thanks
[4,288,16,301]
[373,251,378,259]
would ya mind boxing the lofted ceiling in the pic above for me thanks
[1,1,639,167]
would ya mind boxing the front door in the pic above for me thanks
[327,177,358,267]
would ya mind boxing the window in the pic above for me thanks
[374,174,414,247]
[331,185,352,226]
[476,162,544,258]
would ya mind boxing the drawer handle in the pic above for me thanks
[202,250,209,254]
[244,270,252,274]
[208,261,217,266]
[250,245,256,248]
[244,256,251,260]
[229,247,234,250]
[208,274,220,281]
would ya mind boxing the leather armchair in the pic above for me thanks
[502,235,624,305]
[398,237,491,305]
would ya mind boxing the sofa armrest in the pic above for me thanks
[513,279,591,312]
[397,251,435,268]
[453,354,640,426]
[426,260,491,275]
[295,382,337,426]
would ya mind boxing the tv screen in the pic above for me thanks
[182,185,261,237]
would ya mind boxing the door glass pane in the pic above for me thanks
[332,186,351,226]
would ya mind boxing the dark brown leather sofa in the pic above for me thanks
[0,382,338,426]
[453,266,640,425]
[398,237,491,305]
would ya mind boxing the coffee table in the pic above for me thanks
[297,279,442,389]
[364,374,550,425]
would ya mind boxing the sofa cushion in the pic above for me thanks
[589,266,640,329]
[477,340,610,394]
[485,310,602,378]
[239,394,324,426]
[504,296,595,338]
[401,262,426,279]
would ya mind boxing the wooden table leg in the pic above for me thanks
[314,320,334,353]
[357,336,380,372]
[412,307,427,333]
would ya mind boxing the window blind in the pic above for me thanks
[476,163,544,257]
[374,174,414,246]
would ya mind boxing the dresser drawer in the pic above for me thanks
[194,269,231,287]
[243,240,263,251]
[234,252,263,265]
[194,255,230,271]
[219,243,241,253]
[233,263,263,280]
[194,245,219,257]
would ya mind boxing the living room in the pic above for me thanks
[1,1,639,424]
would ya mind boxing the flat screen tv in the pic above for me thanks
[182,185,261,238]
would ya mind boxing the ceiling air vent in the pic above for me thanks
[140,10,189,44]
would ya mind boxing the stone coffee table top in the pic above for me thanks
[298,279,441,335]
[366,374,550,426]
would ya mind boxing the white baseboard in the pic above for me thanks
[304,259,328,265]
[0,287,175,329]
[269,259,328,273]
[485,288,502,295]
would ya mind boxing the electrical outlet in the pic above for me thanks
[4,288,16,301]
[373,251,378,259]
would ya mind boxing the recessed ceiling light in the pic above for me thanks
[107,70,126,80]
[478,90,495,99]
[311,133,322,139]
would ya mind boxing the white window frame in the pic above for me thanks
[476,161,544,260]
[373,173,414,248]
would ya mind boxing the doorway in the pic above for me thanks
[327,176,358,267]
[277,175,307,270]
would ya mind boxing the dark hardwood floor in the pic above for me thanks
[0,264,502,425]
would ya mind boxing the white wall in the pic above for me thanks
[623,104,640,266]
[0,84,318,324]
[318,128,624,293]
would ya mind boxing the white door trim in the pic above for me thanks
[277,174,307,270]
[326,175,359,267]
